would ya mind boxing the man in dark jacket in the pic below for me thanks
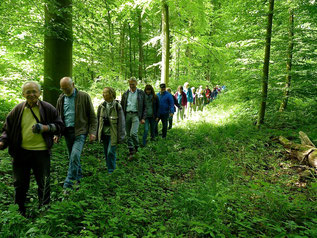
[0,81,64,216]
[155,83,174,138]
[121,77,146,157]
[55,77,97,190]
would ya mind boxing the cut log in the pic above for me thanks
[299,131,316,147]
[278,131,317,168]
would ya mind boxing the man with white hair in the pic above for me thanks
[0,81,64,216]
[121,77,146,158]
[55,77,97,190]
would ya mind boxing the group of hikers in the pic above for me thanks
[0,76,224,216]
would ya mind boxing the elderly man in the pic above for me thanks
[0,81,64,216]
[121,77,146,158]
[55,77,97,190]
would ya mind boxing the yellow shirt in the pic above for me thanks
[21,106,48,150]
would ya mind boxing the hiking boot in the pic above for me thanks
[128,148,135,160]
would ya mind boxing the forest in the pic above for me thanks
[0,0,316,237]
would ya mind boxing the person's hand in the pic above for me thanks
[32,123,49,134]
[140,119,145,124]
[169,113,173,117]
[89,134,96,142]
[0,141,4,150]
[53,135,60,143]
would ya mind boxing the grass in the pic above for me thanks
[0,91,316,237]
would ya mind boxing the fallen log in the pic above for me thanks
[278,131,317,168]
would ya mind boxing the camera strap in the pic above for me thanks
[28,104,40,123]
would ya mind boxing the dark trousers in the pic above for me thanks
[13,149,50,214]
[168,116,173,129]
[155,113,169,138]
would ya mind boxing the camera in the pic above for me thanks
[103,117,110,127]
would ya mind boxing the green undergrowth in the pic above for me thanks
[0,92,316,237]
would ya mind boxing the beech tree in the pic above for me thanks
[160,0,170,85]
[279,8,294,112]
[44,0,72,105]
[257,0,275,128]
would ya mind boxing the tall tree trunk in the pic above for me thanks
[279,9,294,112]
[177,46,180,80]
[144,45,148,80]
[256,0,275,128]
[120,22,126,79]
[44,0,72,106]
[105,3,114,67]
[138,9,144,81]
[128,23,133,77]
[161,0,170,85]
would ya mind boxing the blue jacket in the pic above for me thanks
[184,88,193,103]
[157,91,174,116]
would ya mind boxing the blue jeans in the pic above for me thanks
[102,135,117,173]
[63,128,87,189]
[143,117,156,146]
[155,113,169,138]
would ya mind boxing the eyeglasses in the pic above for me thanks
[24,90,39,95]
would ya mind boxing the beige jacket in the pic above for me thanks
[97,100,126,146]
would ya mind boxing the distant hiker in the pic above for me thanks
[96,87,126,174]
[216,85,221,93]
[174,85,187,122]
[213,87,218,99]
[142,85,159,146]
[155,83,174,138]
[191,87,197,112]
[0,81,64,216]
[183,82,193,118]
[167,88,180,129]
[121,77,146,158]
[205,85,211,104]
[55,77,97,191]
[196,85,205,111]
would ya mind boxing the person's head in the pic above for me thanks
[144,84,155,96]
[103,87,116,102]
[22,81,41,106]
[166,88,171,93]
[60,77,75,96]
[206,85,209,89]
[184,82,189,89]
[160,83,166,93]
[177,85,183,93]
[191,87,196,93]
[128,77,137,91]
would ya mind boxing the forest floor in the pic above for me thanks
[0,91,316,237]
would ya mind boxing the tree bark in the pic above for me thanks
[161,0,170,85]
[128,23,133,77]
[105,2,114,67]
[279,9,294,112]
[256,0,274,128]
[120,22,126,79]
[138,9,144,81]
[44,0,72,106]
